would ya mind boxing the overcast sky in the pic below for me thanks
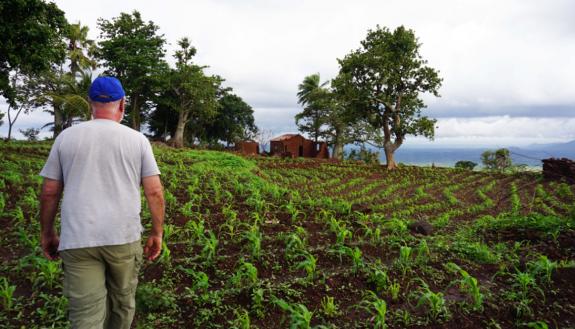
[2,0,574,146]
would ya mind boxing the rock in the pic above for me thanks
[409,220,434,235]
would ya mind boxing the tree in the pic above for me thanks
[455,161,477,170]
[0,0,67,104]
[19,127,40,141]
[336,26,442,169]
[165,38,220,148]
[295,74,329,142]
[481,149,512,171]
[66,22,97,77]
[4,73,40,140]
[205,92,257,146]
[97,11,167,131]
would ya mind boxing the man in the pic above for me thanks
[39,76,165,329]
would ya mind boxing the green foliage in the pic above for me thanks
[97,10,168,130]
[346,146,380,165]
[334,25,442,168]
[136,282,176,313]
[481,148,512,171]
[527,256,557,286]
[416,281,449,322]
[361,291,388,329]
[0,0,67,103]
[320,296,341,318]
[274,298,313,329]
[455,161,477,170]
[0,277,16,310]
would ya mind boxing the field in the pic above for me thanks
[0,142,574,329]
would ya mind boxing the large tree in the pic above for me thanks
[336,26,442,169]
[166,38,220,148]
[0,0,67,105]
[206,92,257,146]
[97,11,167,131]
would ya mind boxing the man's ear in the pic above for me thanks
[119,98,126,113]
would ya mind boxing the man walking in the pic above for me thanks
[39,76,165,329]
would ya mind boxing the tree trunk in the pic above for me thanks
[384,146,397,169]
[172,111,189,148]
[332,125,344,160]
[131,94,140,131]
[53,105,63,138]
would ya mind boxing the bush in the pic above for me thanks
[346,147,380,165]
[455,161,477,170]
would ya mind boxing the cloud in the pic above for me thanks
[4,0,574,143]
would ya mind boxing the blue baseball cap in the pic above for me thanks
[89,76,125,103]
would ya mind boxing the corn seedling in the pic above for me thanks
[229,309,251,329]
[0,277,16,310]
[360,291,387,329]
[320,296,340,318]
[416,281,449,322]
[230,261,258,289]
[445,262,483,311]
[395,246,413,276]
[295,252,317,282]
[388,281,401,302]
[243,225,262,260]
[200,231,219,266]
[527,255,557,286]
[274,298,313,329]
[416,239,430,264]
[367,266,389,294]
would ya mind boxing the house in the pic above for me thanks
[269,134,329,159]
[235,140,259,155]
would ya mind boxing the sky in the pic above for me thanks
[1,0,574,147]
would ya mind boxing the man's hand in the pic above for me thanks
[144,235,162,261]
[41,232,60,260]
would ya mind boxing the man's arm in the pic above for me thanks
[142,175,165,261]
[39,178,63,260]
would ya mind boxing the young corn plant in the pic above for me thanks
[347,247,364,274]
[445,262,483,311]
[367,266,389,294]
[229,309,251,329]
[230,261,258,289]
[285,233,307,262]
[35,258,61,289]
[295,252,317,282]
[360,291,388,329]
[274,298,313,329]
[320,296,340,318]
[415,239,430,264]
[527,255,557,286]
[395,246,413,276]
[0,277,16,310]
[416,281,449,322]
[388,281,401,302]
[200,231,219,266]
[243,225,262,260]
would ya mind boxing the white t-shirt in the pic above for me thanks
[39,119,161,250]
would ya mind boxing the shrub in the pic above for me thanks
[454,161,477,170]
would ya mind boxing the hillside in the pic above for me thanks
[0,142,574,328]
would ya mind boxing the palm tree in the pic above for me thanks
[296,73,328,107]
[295,73,329,142]
[66,22,97,77]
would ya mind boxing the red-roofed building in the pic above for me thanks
[270,134,329,159]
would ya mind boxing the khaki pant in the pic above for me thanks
[60,240,143,329]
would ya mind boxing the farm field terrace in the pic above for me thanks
[0,141,574,329]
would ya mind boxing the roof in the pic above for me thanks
[270,134,303,142]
